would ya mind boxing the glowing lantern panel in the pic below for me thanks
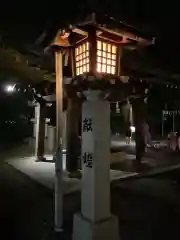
[75,42,89,75]
[75,40,117,75]
[96,40,117,75]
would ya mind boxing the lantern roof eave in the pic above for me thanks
[45,13,154,51]
[71,13,154,45]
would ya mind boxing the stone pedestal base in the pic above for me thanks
[73,213,119,240]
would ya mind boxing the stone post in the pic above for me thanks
[33,104,39,138]
[47,125,56,153]
[35,101,46,161]
[62,111,67,151]
[73,90,119,240]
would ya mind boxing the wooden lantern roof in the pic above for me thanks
[45,13,154,51]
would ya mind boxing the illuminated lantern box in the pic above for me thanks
[75,40,117,76]
[50,13,153,84]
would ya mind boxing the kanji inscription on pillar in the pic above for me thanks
[83,152,92,168]
[82,116,93,168]
[83,117,92,132]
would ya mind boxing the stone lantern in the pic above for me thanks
[46,12,154,238]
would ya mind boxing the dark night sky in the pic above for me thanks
[2,1,180,49]
[0,0,180,71]
[0,0,180,131]
[5,1,180,33]
[0,1,177,41]
[1,0,180,39]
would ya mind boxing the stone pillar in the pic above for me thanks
[46,112,66,155]
[73,90,119,240]
[66,97,81,177]
[44,120,48,152]
[130,104,133,125]
[34,103,40,157]
[35,102,46,161]
[33,104,39,138]
[62,111,67,151]
[132,97,146,168]
[47,125,56,153]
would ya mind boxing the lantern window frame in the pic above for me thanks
[96,38,118,75]
[74,37,119,77]
[74,39,90,76]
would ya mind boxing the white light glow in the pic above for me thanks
[5,84,16,93]
[130,126,135,133]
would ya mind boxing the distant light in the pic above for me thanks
[5,84,16,93]
[130,126,135,133]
